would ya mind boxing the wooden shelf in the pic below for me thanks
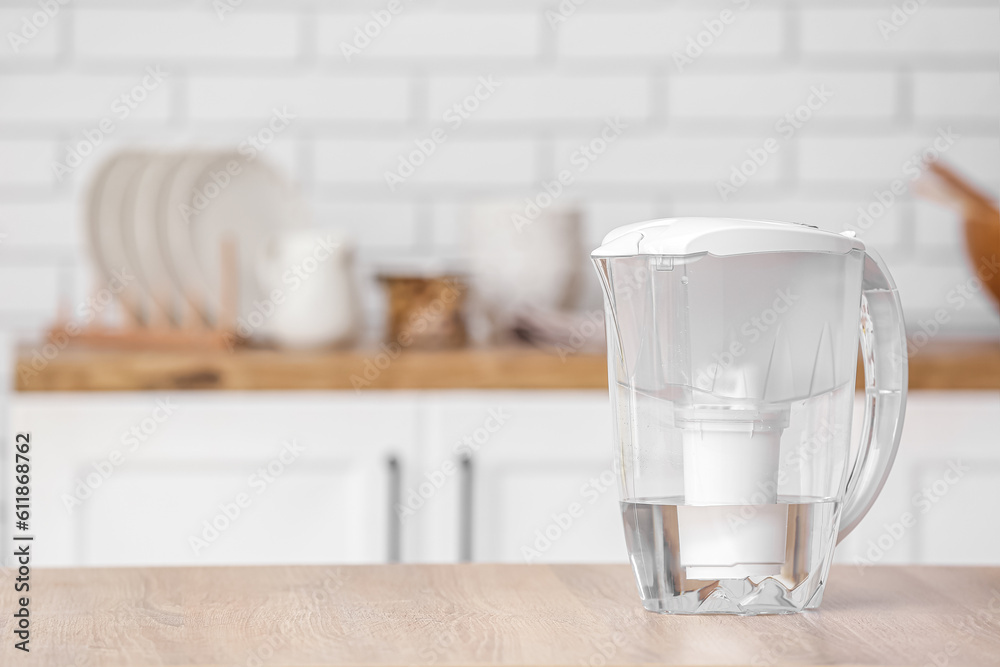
[901,339,1000,390]
[15,346,609,392]
[14,340,999,392]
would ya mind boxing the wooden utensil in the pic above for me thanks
[917,162,1000,309]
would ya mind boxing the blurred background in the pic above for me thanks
[0,1,998,569]
[1,0,998,336]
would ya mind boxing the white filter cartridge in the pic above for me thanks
[677,419,788,580]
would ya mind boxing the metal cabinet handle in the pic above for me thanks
[386,455,401,563]
[459,455,473,562]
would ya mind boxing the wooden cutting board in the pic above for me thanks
[2,564,998,666]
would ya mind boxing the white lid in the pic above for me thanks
[592,217,865,258]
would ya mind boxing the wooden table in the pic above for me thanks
[13,340,1000,391]
[3,564,999,666]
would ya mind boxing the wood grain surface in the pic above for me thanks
[14,340,1000,392]
[1,564,998,666]
[15,346,610,392]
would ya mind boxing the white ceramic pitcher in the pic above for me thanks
[255,230,360,349]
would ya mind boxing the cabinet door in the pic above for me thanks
[411,391,625,564]
[8,391,416,567]
[835,391,1000,567]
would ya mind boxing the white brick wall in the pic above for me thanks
[318,12,542,60]
[0,140,58,188]
[800,7,1000,56]
[557,9,786,58]
[913,72,1000,120]
[0,7,62,61]
[798,134,1000,183]
[667,72,896,119]
[0,201,77,249]
[0,72,172,122]
[427,74,650,123]
[74,9,300,61]
[556,133,786,185]
[0,0,997,341]
[187,75,411,121]
[315,138,539,187]
[0,266,60,318]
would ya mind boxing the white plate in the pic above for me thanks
[85,153,123,273]
[123,153,182,324]
[86,150,154,325]
[160,151,225,327]
[181,154,308,331]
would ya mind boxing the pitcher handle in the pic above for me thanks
[838,249,908,542]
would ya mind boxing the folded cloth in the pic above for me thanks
[510,305,606,355]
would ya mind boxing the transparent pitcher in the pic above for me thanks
[592,218,907,615]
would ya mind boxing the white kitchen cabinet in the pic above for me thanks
[412,390,1000,567]
[408,391,625,564]
[7,392,417,567]
[410,390,1000,567]
[6,388,998,568]
[835,391,1000,567]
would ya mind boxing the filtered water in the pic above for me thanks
[620,497,840,615]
